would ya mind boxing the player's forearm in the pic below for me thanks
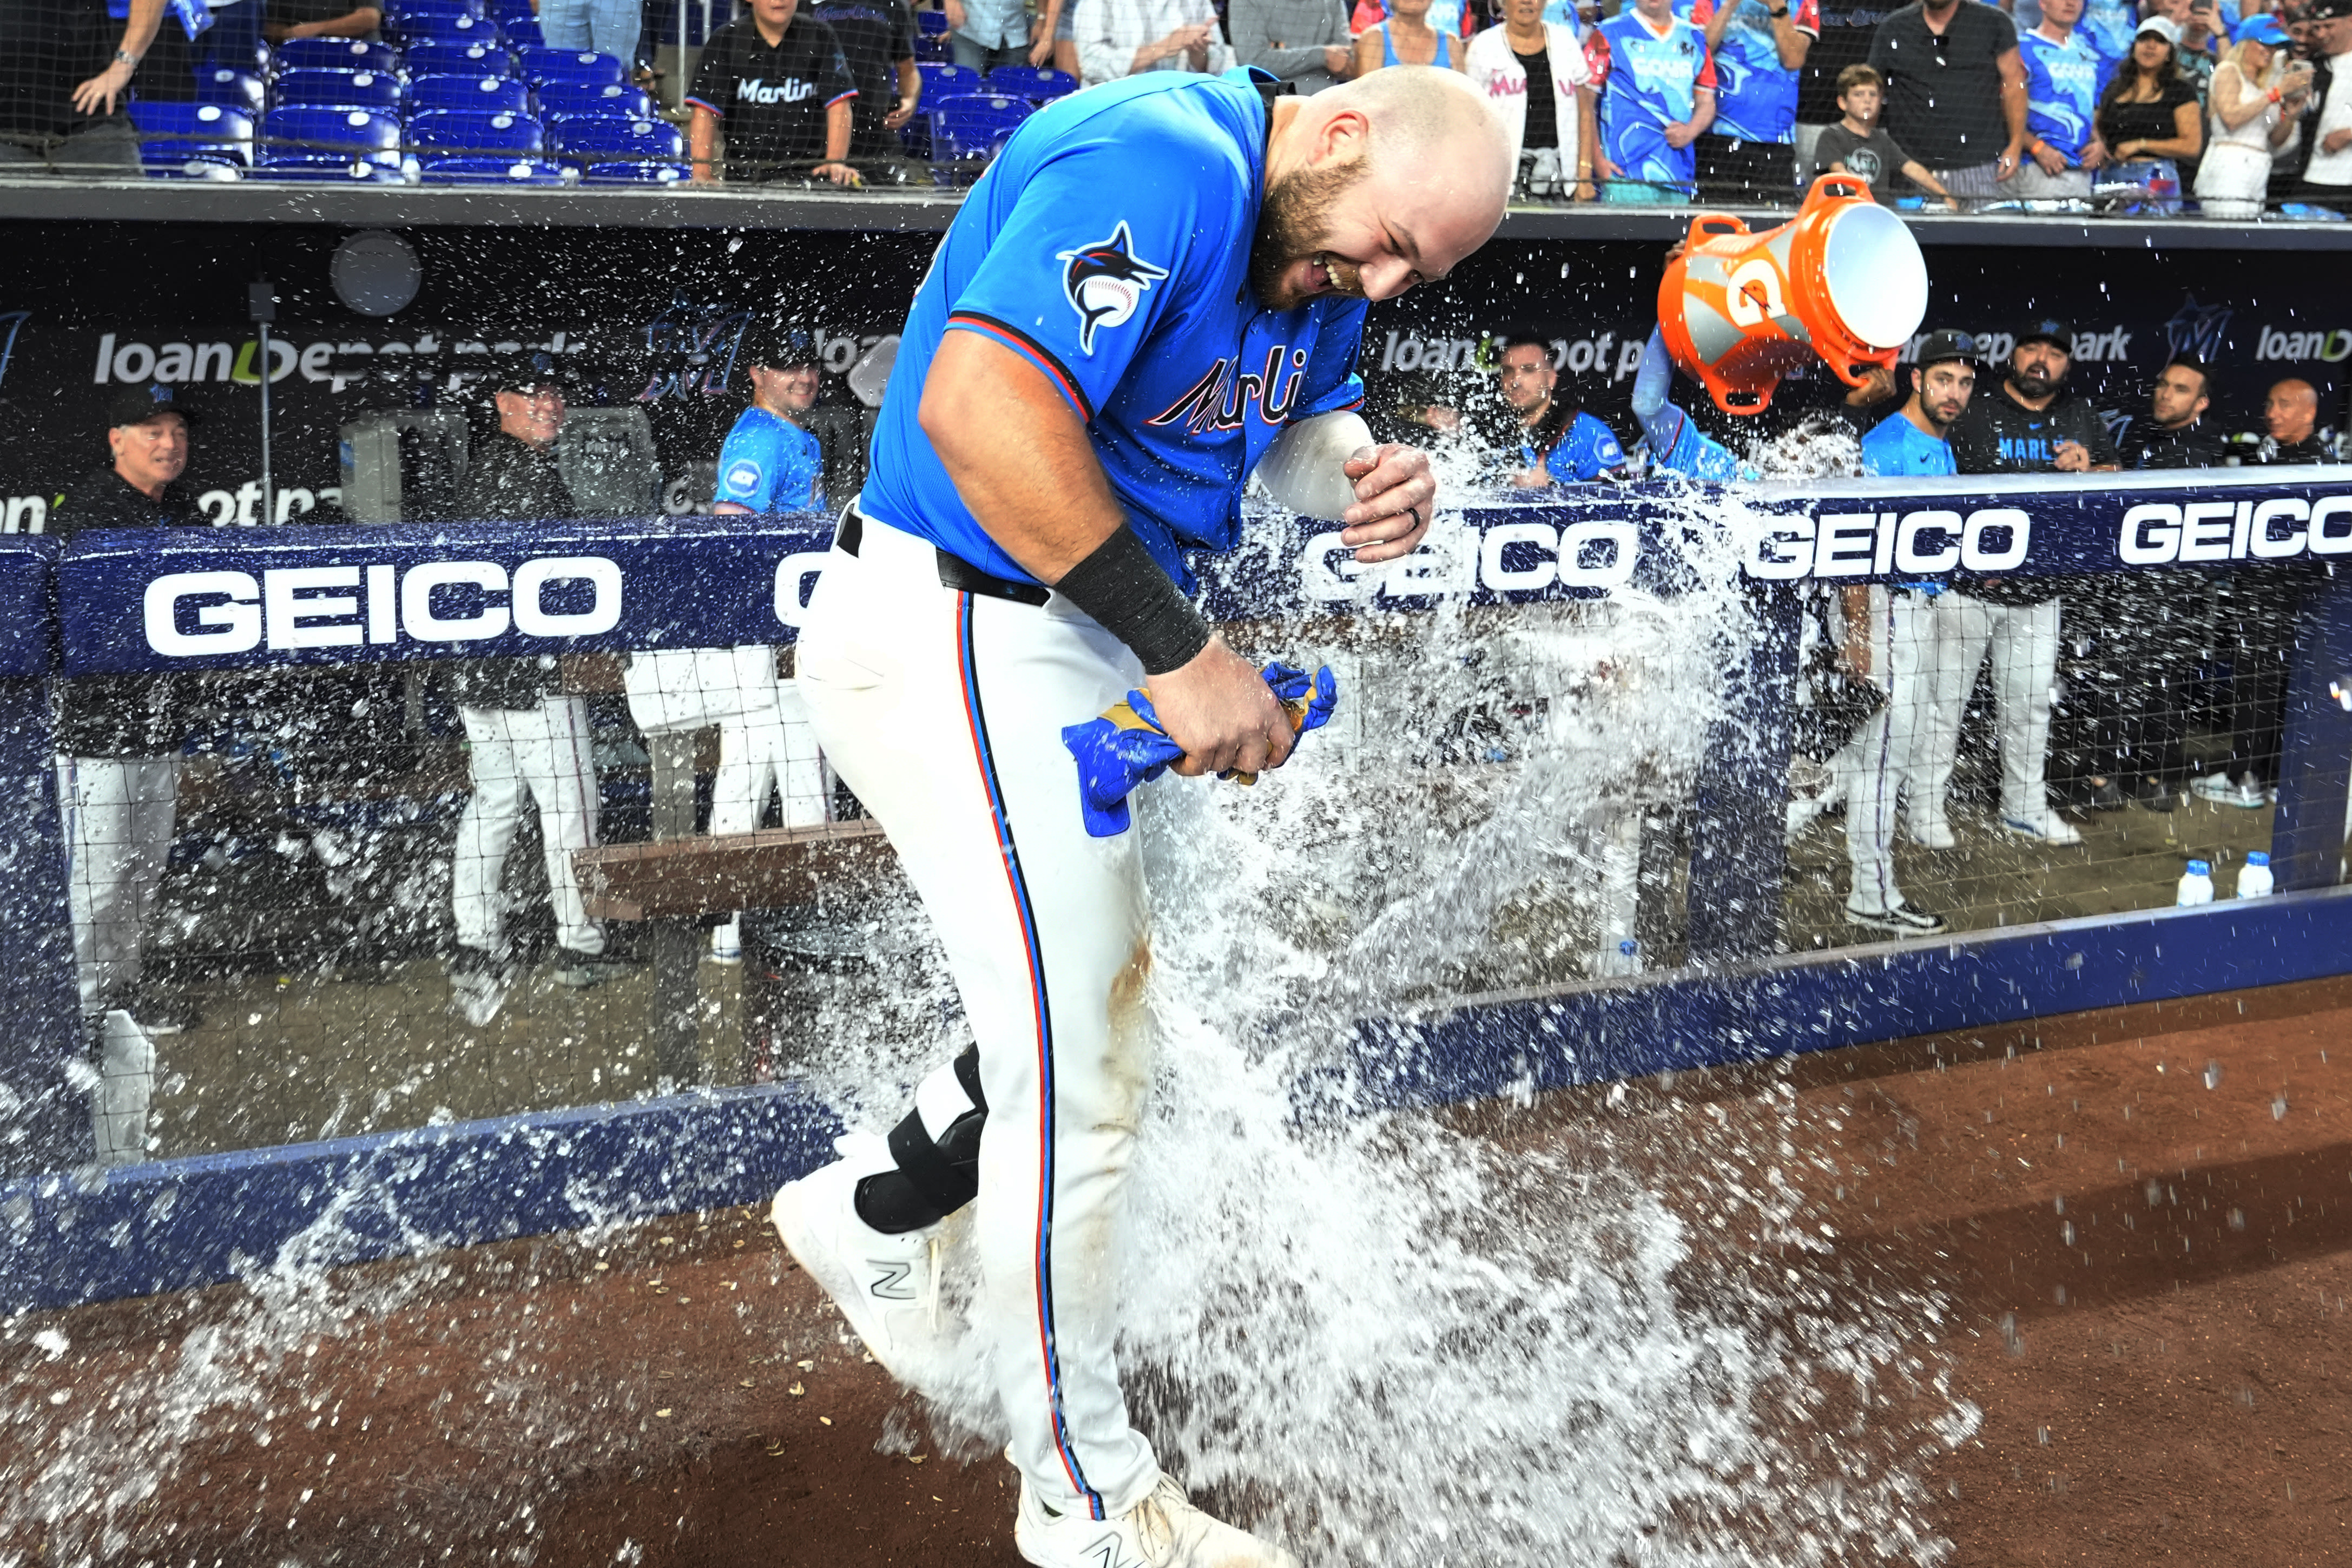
[689,109,720,180]
[825,101,852,163]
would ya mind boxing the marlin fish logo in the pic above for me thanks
[1057,222,1169,355]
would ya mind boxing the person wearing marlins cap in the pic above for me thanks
[50,385,209,1077]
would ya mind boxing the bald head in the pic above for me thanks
[1254,66,1513,311]
[2266,378,2320,445]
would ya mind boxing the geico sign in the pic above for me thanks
[141,557,623,657]
[2118,496,2352,565]
[1301,519,1640,601]
[1744,509,2030,580]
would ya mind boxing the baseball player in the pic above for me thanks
[447,353,622,1002]
[706,319,833,963]
[770,65,1512,1568]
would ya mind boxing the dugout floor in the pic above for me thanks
[9,976,2349,1565]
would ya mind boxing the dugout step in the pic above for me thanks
[572,818,894,921]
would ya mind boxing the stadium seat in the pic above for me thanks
[129,100,256,170]
[416,154,569,183]
[272,37,400,73]
[926,92,1030,181]
[915,61,978,98]
[914,32,947,61]
[256,104,404,169]
[148,153,246,180]
[405,73,532,115]
[503,16,543,45]
[272,68,404,111]
[551,114,684,178]
[403,38,511,76]
[981,65,1075,100]
[537,80,653,120]
[196,66,266,113]
[518,47,627,85]
[381,0,485,34]
[917,9,950,34]
[407,107,544,153]
[424,14,504,45]
[243,161,409,181]
[580,159,685,183]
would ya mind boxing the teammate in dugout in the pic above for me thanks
[768,64,1512,1568]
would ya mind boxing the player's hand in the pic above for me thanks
[1149,635,1296,777]
[2053,439,2091,473]
[71,58,135,116]
[1339,443,1435,564]
[814,160,864,187]
[1845,364,1895,406]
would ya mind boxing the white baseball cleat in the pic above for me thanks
[2000,811,2083,847]
[1014,1470,1300,1568]
[1903,803,1957,851]
[770,1132,950,1389]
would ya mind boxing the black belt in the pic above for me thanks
[834,506,1050,608]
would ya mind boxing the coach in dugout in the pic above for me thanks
[766,65,1511,1568]
[50,385,208,1042]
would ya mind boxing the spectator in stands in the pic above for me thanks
[812,0,921,176]
[2148,0,2225,94]
[49,385,208,1043]
[1352,0,1464,74]
[1867,0,2028,206]
[2096,16,2203,207]
[0,0,157,174]
[1809,62,1956,206]
[1466,0,1597,199]
[1491,329,1631,485]
[2012,0,2109,201]
[1595,0,1717,202]
[2287,0,2352,205]
[1231,0,1354,92]
[948,0,1063,73]
[537,0,641,81]
[1071,0,1233,83]
[2196,14,2312,216]
[448,353,622,998]
[2257,376,2343,463]
[689,0,861,186]
[262,0,384,43]
[2119,355,2224,468]
[1682,0,1816,204]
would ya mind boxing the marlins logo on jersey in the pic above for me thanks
[1056,222,1170,354]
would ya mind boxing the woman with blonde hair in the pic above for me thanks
[2196,11,2314,218]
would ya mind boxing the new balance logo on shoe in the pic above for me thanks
[1087,1535,1144,1568]
[867,1258,919,1301]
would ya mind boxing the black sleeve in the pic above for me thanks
[687,28,733,113]
[2073,400,2120,466]
[1982,4,2015,55]
[1947,405,1997,474]
[813,21,858,106]
[1866,15,1899,77]
[893,0,918,61]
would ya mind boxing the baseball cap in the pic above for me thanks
[741,319,821,370]
[2013,317,2074,352]
[2309,0,2350,21]
[483,347,579,394]
[1914,328,1980,369]
[2135,14,2183,43]
[2235,11,2292,44]
[104,382,200,429]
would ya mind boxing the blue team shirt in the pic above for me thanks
[1679,0,1816,145]
[1531,410,1630,483]
[716,405,827,514]
[1597,11,1717,189]
[861,68,1368,590]
[2019,26,2103,162]
[1861,410,1958,476]
[2076,0,2135,85]
[1642,403,1747,481]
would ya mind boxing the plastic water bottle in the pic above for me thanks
[2177,860,2215,905]
[2236,851,2274,900]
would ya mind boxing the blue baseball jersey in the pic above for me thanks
[1642,403,1747,482]
[2019,27,2102,161]
[860,68,1369,591]
[716,405,827,514]
[1861,410,1957,477]
[1597,11,1717,188]
[1530,410,1630,483]
[2076,0,2136,84]
[1681,0,1817,145]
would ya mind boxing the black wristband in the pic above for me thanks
[1053,525,1213,676]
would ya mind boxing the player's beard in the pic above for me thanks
[1250,154,1371,311]
[2009,362,2065,401]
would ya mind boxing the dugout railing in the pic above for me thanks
[4,468,2351,1310]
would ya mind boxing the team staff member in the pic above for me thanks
[687,0,862,187]
[771,65,1511,1568]
[448,354,620,996]
[1493,328,1630,485]
[2120,354,2225,468]
[703,320,833,964]
[1682,0,1817,203]
[51,385,207,1046]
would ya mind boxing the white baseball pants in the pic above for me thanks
[1911,591,2063,823]
[708,669,832,837]
[453,697,605,956]
[1834,589,1932,913]
[796,514,1159,1522]
[55,755,178,1018]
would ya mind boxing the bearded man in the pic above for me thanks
[768,64,1511,1568]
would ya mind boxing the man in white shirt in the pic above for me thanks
[2291,0,2352,199]
[1070,0,1235,83]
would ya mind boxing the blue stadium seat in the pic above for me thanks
[243,161,410,181]
[537,79,652,120]
[915,61,978,98]
[272,68,403,111]
[981,64,1076,100]
[581,159,685,183]
[503,15,543,45]
[926,91,1030,181]
[518,47,627,85]
[914,32,947,61]
[381,0,485,34]
[129,101,256,170]
[409,13,503,45]
[256,105,405,169]
[405,73,532,115]
[917,8,950,33]
[416,154,569,183]
[407,107,544,153]
[403,38,511,76]
[551,114,684,179]
[273,37,401,73]
[196,66,266,113]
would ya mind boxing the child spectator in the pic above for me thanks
[1810,62,1956,206]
